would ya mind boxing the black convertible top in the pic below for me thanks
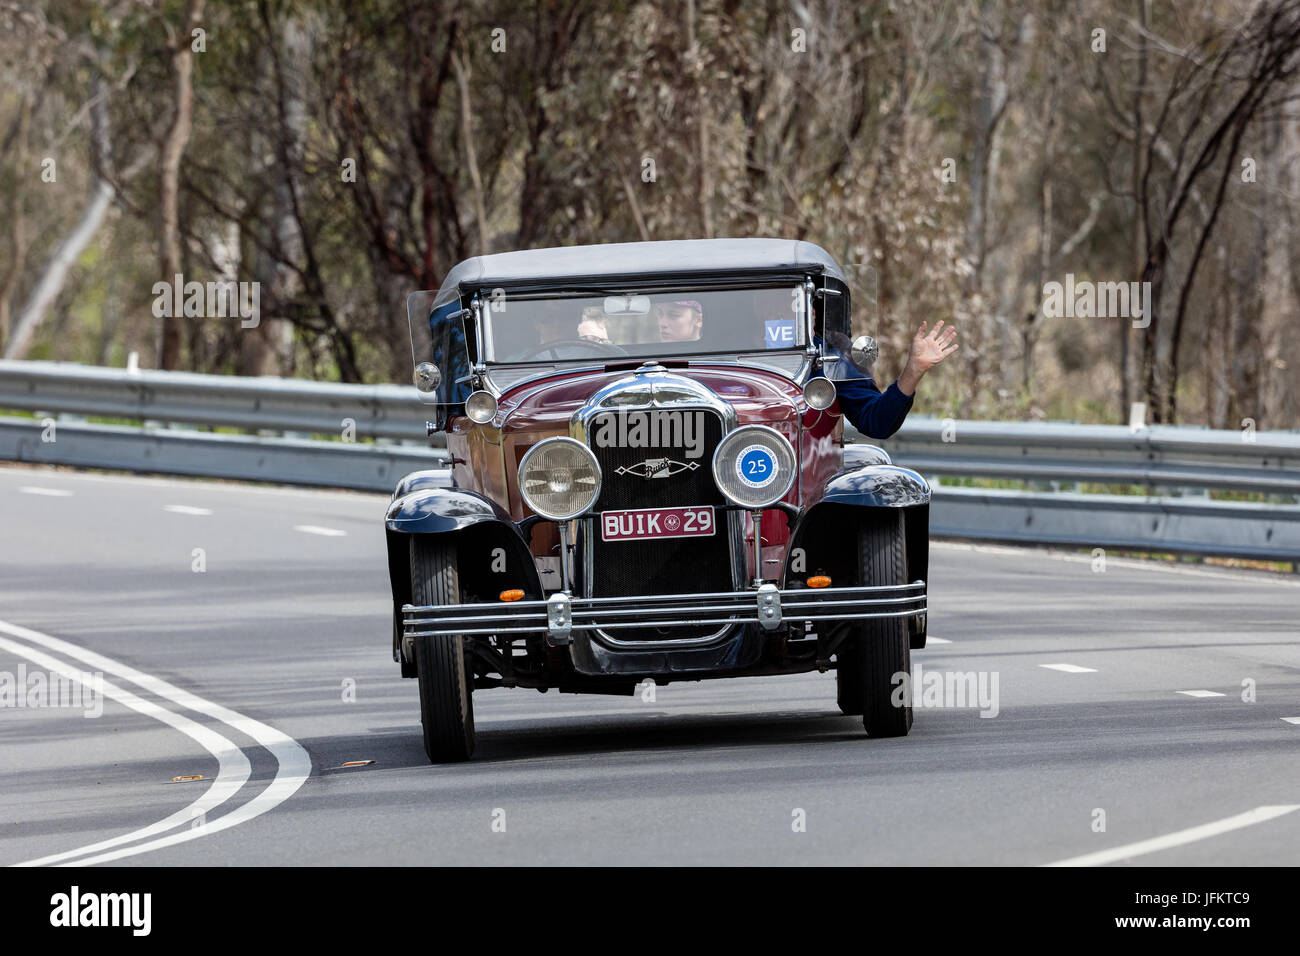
[432,237,847,306]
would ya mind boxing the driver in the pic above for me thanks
[654,299,703,343]
[577,306,612,344]
[532,300,611,347]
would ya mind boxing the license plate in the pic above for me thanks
[600,506,716,541]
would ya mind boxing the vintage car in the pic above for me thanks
[387,238,930,761]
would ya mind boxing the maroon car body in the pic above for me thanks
[387,238,930,761]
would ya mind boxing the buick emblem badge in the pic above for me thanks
[615,457,700,479]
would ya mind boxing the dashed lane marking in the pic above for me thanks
[293,525,347,537]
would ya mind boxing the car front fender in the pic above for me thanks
[386,486,516,534]
[821,464,931,508]
[784,466,930,633]
[385,488,543,664]
[390,468,454,500]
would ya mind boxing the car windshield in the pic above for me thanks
[481,286,807,364]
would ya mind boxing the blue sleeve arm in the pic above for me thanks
[835,378,914,439]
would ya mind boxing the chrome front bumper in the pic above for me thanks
[403,581,927,647]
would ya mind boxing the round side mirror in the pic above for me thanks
[413,362,441,392]
[850,335,878,372]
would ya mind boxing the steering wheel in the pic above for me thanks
[511,338,629,361]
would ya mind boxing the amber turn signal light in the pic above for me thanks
[499,589,525,602]
[806,575,831,589]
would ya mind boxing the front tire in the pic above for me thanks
[845,512,913,737]
[410,537,475,762]
[835,641,864,716]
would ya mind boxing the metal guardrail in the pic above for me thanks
[931,487,1300,562]
[0,417,440,492]
[878,418,1300,494]
[1,359,1297,561]
[0,359,430,440]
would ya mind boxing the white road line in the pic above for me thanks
[934,540,1300,588]
[0,464,384,503]
[926,637,953,644]
[1044,805,1300,867]
[18,486,73,497]
[0,630,250,867]
[1039,663,1098,673]
[0,619,310,866]
[1177,689,1225,698]
[163,505,213,516]
[1282,717,1300,725]
[293,524,347,537]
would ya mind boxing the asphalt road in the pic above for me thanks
[1,463,1297,866]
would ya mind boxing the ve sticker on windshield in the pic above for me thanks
[764,318,796,349]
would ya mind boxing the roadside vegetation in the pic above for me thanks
[2,0,1297,429]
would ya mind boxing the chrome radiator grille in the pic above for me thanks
[582,409,734,640]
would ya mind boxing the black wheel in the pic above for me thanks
[835,640,864,715]
[908,614,928,650]
[395,609,416,678]
[849,511,912,737]
[410,537,475,762]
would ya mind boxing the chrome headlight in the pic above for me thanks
[413,362,441,392]
[465,390,498,424]
[711,425,796,509]
[804,376,836,411]
[518,437,602,521]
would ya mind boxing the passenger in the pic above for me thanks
[654,299,703,343]
[835,320,959,439]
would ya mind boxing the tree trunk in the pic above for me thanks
[4,78,115,361]
[688,0,714,239]
[452,48,489,255]
[1024,46,1058,393]
[0,95,31,348]
[242,11,305,378]
[1124,0,1151,420]
[965,11,1008,293]
[1207,241,1230,429]
[158,0,205,370]
[1256,109,1294,428]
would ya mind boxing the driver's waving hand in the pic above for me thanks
[835,320,959,439]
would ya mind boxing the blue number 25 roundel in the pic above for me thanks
[736,444,779,489]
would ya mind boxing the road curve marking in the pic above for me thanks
[1044,805,1300,867]
[0,619,310,866]
[18,486,73,497]
[1039,663,1098,673]
[293,524,347,537]
[0,629,250,867]
[163,505,213,516]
